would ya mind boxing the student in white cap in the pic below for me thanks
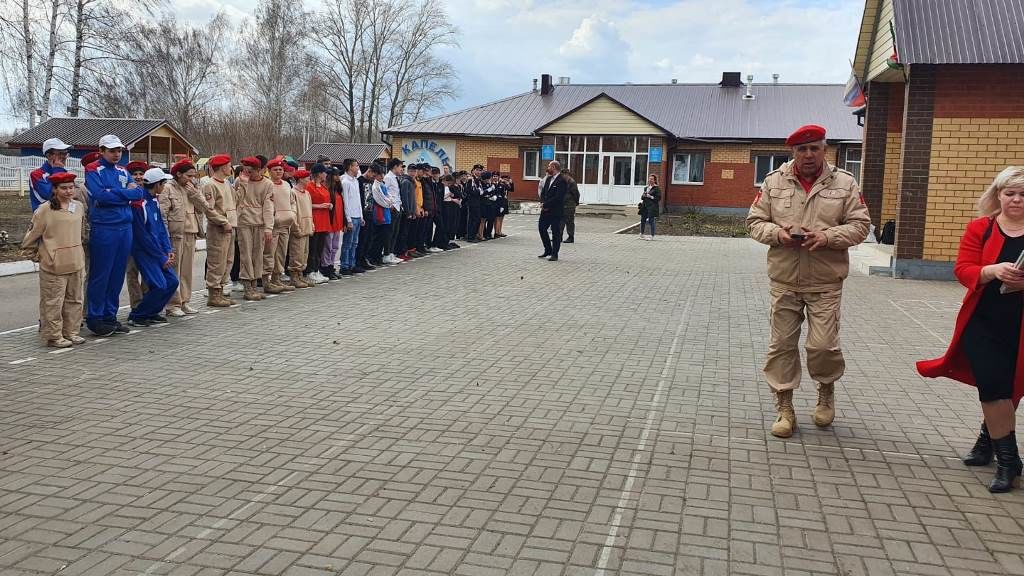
[83,134,144,336]
[126,168,179,326]
[29,138,73,211]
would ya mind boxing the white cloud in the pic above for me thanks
[557,16,631,83]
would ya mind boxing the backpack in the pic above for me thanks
[879,220,895,244]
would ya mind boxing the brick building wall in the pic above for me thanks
[665,143,839,211]
[919,65,1024,261]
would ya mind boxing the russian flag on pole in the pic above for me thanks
[844,71,865,107]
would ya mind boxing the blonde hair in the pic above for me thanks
[978,166,1024,216]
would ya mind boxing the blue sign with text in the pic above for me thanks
[541,145,555,160]
[649,146,663,163]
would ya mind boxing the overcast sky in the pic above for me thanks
[4,0,865,131]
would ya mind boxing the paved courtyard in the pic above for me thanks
[1,216,1022,576]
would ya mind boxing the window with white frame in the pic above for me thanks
[523,150,540,179]
[844,147,862,183]
[671,153,705,184]
[754,154,791,185]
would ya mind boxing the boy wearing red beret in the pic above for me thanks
[234,156,274,300]
[198,154,237,306]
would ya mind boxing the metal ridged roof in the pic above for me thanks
[298,142,390,164]
[7,117,195,150]
[383,83,862,142]
[894,0,1024,64]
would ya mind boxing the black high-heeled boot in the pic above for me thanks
[989,431,1022,493]
[963,422,994,466]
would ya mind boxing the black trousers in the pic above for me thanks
[538,213,563,256]
[230,239,241,281]
[356,212,373,263]
[458,203,468,239]
[386,212,400,255]
[432,208,448,247]
[564,206,576,240]
[466,204,481,240]
[417,215,432,250]
[306,232,327,274]
[397,216,414,253]
[369,220,390,262]
[443,204,460,243]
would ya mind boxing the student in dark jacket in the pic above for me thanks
[127,169,179,326]
[465,165,484,242]
[538,161,567,261]
[356,165,379,270]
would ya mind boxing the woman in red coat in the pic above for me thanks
[918,166,1024,492]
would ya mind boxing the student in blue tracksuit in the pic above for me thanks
[84,134,144,335]
[28,138,73,211]
[127,169,179,327]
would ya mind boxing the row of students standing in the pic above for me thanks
[21,137,517,346]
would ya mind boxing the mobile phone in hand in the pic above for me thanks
[789,233,806,242]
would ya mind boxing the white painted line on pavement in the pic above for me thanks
[48,348,73,355]
[613,222,640,234]
[8,357,35,365]
[138,470,302,576]
[889,299,946,344]
[0,325,37,336]
[594,295,693,576]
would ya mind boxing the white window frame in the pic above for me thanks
[753,154,790,186]
[671,152,705,185]
[523,149,541,180]
[844,146,862,183]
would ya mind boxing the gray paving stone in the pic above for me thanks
[1,216,1023,575]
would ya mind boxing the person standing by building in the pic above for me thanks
[356,165,378,271]
[84,135,144,335]
[746,125,870,439]
[639,175,661,240]
[537,161,567,261]
[384,159,405,263]
[289,168,314,288]
[195,154,237,306]
[124,161,150,309]
[918,166,1024,493]
[397,164,418,258]
[21,172,87,347]
[441,175,462,248]
[167,160,202,315]
[306,164,333,284]
[339,158,363,276]
[127,168,179,327]
[234,156,274,300]
[562,170,580,243]
[263,158,296,293]
[29,138,73,211]
[465,165,484,243]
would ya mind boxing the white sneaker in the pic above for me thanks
[165,307,186,317]
[427,247,443,253]
[647,236,655,241]
[639,233,646,239]
[315,272,329,284]
[181,303,198,314]
[221,285,232,296]
[230,282,243,292]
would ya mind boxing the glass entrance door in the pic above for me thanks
[598,155,637,204]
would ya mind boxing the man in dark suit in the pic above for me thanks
[538,160,567,261]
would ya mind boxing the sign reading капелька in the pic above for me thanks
[400,138,455,169]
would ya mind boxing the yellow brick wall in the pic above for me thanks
[923,117,1024,261]
[881,132,902,224]
[709,143,838,164]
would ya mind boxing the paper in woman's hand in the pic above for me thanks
[999,249,1024,294]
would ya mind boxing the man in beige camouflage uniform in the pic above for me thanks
[746,124,871,438]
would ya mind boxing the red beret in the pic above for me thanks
[785,124,827,147]
[170,159,195,175]
[240,156,261,168]
[208,154,232,168]
[283,163,296,173]
[266,158,286,169]
[49,172,76,185]
[81,152,101,166]
[125,161,149,173]
[294,169,310,179]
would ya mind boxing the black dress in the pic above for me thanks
[962,225,1024,402]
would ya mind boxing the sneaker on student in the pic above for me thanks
[67,334,86,345]
[148,315,169,324]
[166,307,186,318]
[181,303,199,314]
[427,247,444,253]
[127,317,151,327]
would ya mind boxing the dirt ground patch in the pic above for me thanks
[620,210,749,238]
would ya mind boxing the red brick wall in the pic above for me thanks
[485,156,534,201]
[665,162,758,210]
[887,82,905,132]
[933,64,1024,118]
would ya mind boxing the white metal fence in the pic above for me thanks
[0,156,85,195]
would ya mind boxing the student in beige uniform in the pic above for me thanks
[197,154,237,307]
[289,169,314,289]
[158,163,186,316]
[746,125,871,438]
[234,156,274,301]
[124,161,149,308]
[166,160,202,315]
[21,172,87,348]
[263,158,296,294]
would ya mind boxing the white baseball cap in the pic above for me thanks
[98,134,125,149]
[142,168,173,184]
[42,138,71,154]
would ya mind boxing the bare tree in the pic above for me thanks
[235,0,307,155]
